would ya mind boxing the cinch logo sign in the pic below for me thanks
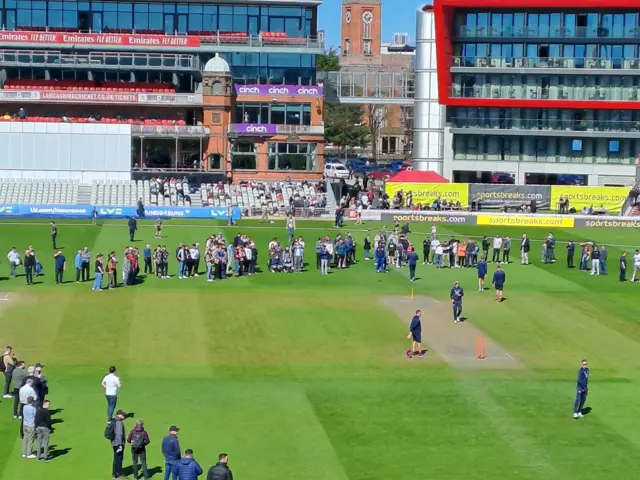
[297,87,320,95]
[246,125,268,133]
[268,87,291,95]
[237,86,261,94]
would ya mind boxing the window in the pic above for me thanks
[268,142,316,170]
[344,39,350,56]
[609,140,620,152]
[363,39,372,55]
[572,139,583,151]
[231,141,257,169]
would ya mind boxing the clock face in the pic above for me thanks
[363,11,373,24]
[345,11,351,23]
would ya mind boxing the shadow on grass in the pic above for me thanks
[48,445,72,460]
[122,465,163,478]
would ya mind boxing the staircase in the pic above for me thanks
[77,184,93,205]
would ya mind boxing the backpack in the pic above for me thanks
[131,430,146,450]
[104,420,116,441]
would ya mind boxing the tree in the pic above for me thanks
[400,106,414,156]
[365,103,387,160]
[324,103,370,157]
[317,50,341,72]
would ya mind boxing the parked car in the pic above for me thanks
[324,163,350,179]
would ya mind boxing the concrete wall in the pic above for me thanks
[0,122,131,180]
[412,6,445,174]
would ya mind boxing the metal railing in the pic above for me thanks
[450,117,640,132]
[0,49,198,70]
[452,56,640,70]
[131,125,210,137]
[450,86,640,102]
[320,71,415,103]
[275,124,324,135]
[457,25,640,40]
[199,33,323,49]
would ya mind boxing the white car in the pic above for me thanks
[324,163,350,179]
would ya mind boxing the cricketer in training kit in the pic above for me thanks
[492,265,506,302]
[450,281,464,323]
[573,359,590,419]
[406,310,425,358]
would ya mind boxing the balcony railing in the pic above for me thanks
[449,85,640,102]
[452,56,640,70]
[450,116,640,133]
[0,89,203,105]
[457,25,640,40]
[275,124,324,135]
[131,125,210,137]
[0,49,198,70]
[227,123,324,136]
[0,28,323,50]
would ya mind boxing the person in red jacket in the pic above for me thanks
[127,420,150,480]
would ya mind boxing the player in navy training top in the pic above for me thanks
[573,359,590,419]
[450,281,464,323]
[407,310,424,358]
[492,264,506,302]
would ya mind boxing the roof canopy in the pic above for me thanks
[388,170,449,183]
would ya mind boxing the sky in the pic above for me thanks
[318,0,426,51]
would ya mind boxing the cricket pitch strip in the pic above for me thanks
[380,295,523,370]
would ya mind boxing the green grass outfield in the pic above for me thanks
[1,218,640,480]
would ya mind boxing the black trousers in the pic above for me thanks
[492,249,500,262]
[81,262,90,281]
[51,235,57,249]
[13,388,20,416]
[25,266,33,285]
[620,268,626,282]
[423,250,430,263]
[113,446,124,477]
[194,258,200,274]
[503,249,510,263]
[132,449,148,480]
[129,229,135,241]
[55,268,64,284]
[144,257,152,274]
[316,253,321,269]
[567,255,574,268]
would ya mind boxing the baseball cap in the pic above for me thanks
[169,425,180,432]
[35,362,44,369]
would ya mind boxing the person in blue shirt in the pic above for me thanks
[573,359,590,419]
[407,247,419,282]
[492,264,506,302]
[374,244,386,273]
[54,251,66,284]
[406,310,425,358]
[74,250,83,283]
[143,244,153,275]
[450,281,464,323]
[476,257,488,292]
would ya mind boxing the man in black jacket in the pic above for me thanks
[128,217,138,242]
[35,400,52,461]
[24,250,36,285]
[207,453,233,480]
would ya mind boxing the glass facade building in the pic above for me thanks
[432,0,640,183]
[0,1,315,36]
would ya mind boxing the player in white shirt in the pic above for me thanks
[631,250,640,282]
[101,366,121,422]
[492,235,503,263]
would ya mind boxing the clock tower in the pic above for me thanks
[341,0,382,57]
